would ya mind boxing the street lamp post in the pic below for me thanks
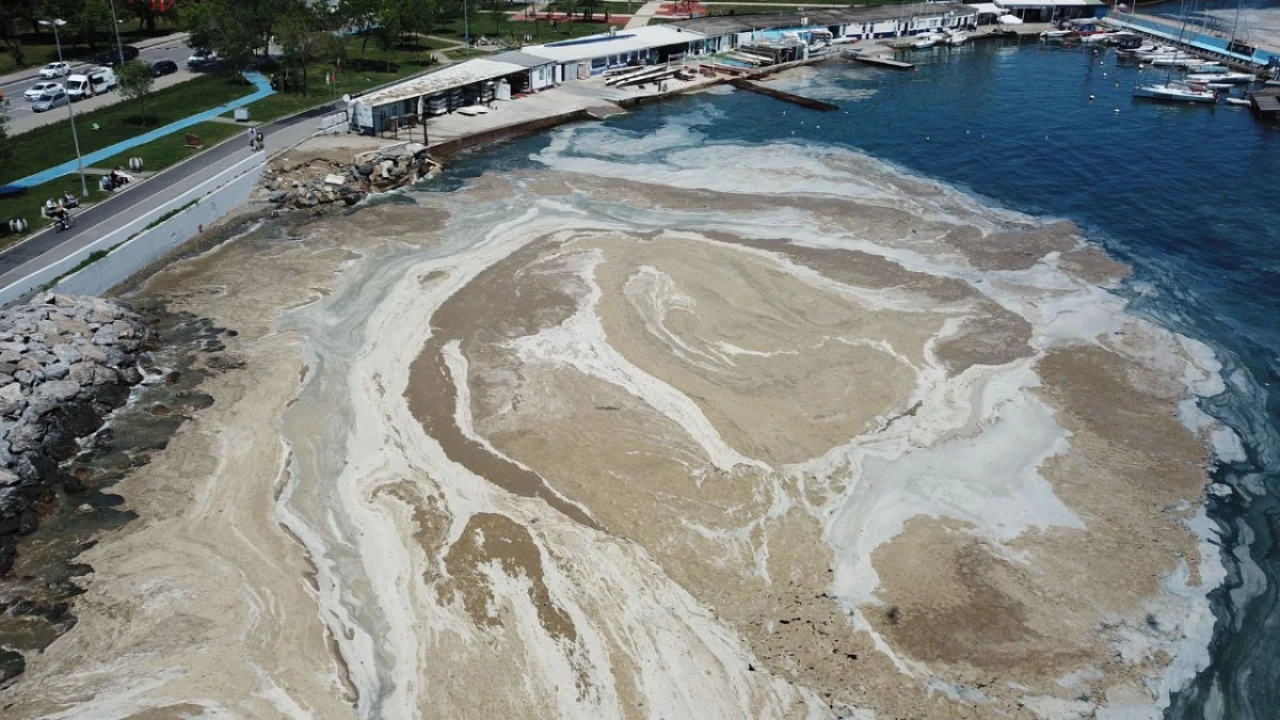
[464,0,470,48]
[107,0,127,67]
[40,19,89,198]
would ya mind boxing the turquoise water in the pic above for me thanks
[439,37,1279,718]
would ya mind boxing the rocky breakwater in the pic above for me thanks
[0,293,153,575]
[258,141,441,212]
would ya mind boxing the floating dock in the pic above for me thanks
[844,51,915,70]
[727,79,838,111]
[1251,88,1280,116]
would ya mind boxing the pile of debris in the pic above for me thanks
[257,142,441,212]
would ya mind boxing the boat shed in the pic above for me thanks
[488,50,558,92]
[668,4,978,51]
[349,58,527,134]
[992,0,1107,23]
[521,26,707,79]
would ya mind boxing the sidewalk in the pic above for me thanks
[625,1,664,29]
[11,71,274,188]
[0,32,190,88]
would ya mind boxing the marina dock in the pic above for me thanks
[844,52,915,70]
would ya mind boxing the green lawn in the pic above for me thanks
[1,73,253,184]
[99,121,243,172]
[432,16,622,46]
[0,119,244,244]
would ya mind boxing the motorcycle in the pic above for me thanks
[53,214,76,233]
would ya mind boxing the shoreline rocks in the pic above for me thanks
[0,293,155,576]
[257,142,441,212]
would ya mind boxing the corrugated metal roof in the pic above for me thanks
[356,59,527,108]
[520,26,705,63]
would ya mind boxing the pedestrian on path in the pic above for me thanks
[255,130,264,152]
[247,127,257,151]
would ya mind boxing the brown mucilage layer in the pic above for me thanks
[0,144,1219,720]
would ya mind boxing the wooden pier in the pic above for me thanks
[727,79,838,111]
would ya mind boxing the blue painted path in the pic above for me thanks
[12,71,275,189]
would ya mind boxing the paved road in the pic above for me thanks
[0,104,333,282]
[2,38,193,135]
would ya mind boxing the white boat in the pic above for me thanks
[910,33,942,49]
[1133,81,1218,103]
[1078,32,1113,44]
[1144,53,1198,66]
[944,29,969,46]
[1225,97,1252,106]
[1118,42,1160,55]
[1186,71,1255,84]
[1040,29,1074,40]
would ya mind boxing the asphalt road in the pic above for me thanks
[0,105,333,278]
[1,39,195,134]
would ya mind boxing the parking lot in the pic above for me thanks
[1,37,197,135]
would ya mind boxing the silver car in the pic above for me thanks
[24,81,64,101]
[32,89,69,112]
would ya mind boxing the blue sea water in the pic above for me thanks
[436,35,1279,718]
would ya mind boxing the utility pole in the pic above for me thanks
[40,19,89,198]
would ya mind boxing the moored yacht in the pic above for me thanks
[1133,81,1218,103]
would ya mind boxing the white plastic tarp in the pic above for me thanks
[997,14,1024,24]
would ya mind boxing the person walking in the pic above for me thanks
[255,129,265,152]
[248,127,257,151]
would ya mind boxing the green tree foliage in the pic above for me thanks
[0,0,32,67]
[36,0,111,48]
[184,0,288,69]
[116,58,154,124]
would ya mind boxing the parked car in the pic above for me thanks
[94,45,140,66]
[24,81,64,101]
[32,89,69,113]
[65,66,117,102]
[38,61,71,78]
[187,49,218,67]
[150,59,178,77]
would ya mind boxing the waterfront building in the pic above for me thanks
[669,4,978,51]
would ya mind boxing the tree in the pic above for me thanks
[276,3,321,95]
[0,0,32,68]
[117,59,155,125]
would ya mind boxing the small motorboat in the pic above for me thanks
[1040,29,1074,41]
[1225,97,1252,106]
[944,29,969,46]
[911,32,942,49]
[1133,81,1218,103]
[1078,31,1113,44]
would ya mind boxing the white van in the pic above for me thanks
[66,66,117,101]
